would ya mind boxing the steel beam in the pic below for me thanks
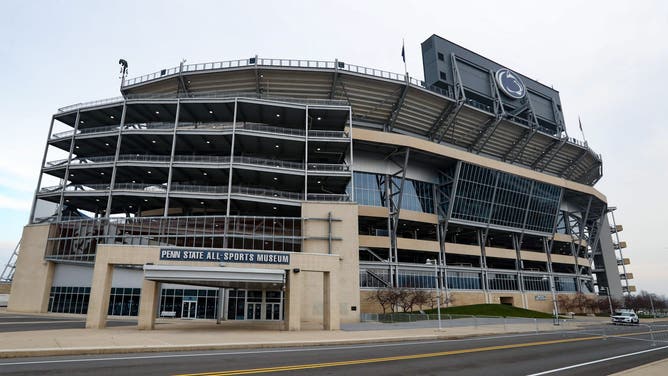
[503,128,536,164]
[30,116,56,223]
[105,103,127,217]
[177,61,190,96]
[329,59,340,100]
[468,71,506,153]
[561,149,589,178]
[386,82,409,132]
[428,54,466,143]
[163,100,181,216]
[380,147,410,287]
[574,162,603,184]
[57,110,81,221]
[532,137,567,171]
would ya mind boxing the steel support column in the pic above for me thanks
[380,148,410,287]
[30,116,56,223]
[435,161,462,296]
[57,110,80,221]
[105,103,127,217]
[163,100,181,216]
[385,78,409,132]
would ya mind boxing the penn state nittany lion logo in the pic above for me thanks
[495,68,526,99]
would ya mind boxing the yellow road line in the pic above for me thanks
[175,329,668,376]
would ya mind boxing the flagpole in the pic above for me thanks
[402,38,408,76]
[578,116,587,146]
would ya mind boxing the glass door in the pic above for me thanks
[265,303,281,320]
[181,300,197,319]
[246,302,262,320]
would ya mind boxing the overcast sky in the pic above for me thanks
[1,0,666,295]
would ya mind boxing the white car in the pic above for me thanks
[611,310,639,325]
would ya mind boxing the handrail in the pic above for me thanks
[44,154,349,172]
[58,96,124,113]
[51,125,120,139]
[50,121,350,141]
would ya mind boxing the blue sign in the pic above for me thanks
[159,248,290,265]
[495,68,526,99]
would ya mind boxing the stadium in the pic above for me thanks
[3,35,633,330]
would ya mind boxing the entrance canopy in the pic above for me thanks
[143,265,286,290]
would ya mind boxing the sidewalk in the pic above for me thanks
[0,312,583,358]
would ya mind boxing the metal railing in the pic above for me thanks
[44,215,306,262]
[58,96,124,113]
[43,154,350,174]
[307,163,350,172]
[123,122,175,131]
[49,121,350,143]
[51,125,120,139]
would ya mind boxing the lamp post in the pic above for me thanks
[543,275,560,325]
[600,287,614,316]
[649,293,657,320]
[426,258,442,330]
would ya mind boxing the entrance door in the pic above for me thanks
[181,300,197,319]
[246,302,262,320]
[265,303,281,320]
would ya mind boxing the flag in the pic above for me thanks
[401,43,406,63]
[578,116,583,132]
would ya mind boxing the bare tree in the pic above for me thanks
[367,288,393,314]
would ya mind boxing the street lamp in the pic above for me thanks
[542,275,560,325]
[649,293,657,320]
[599,287,614,316]
[426,258,442,330]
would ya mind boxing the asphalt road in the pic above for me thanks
[0,313,135,332]
[1,324,667,375]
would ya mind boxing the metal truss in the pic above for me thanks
[0,241,20,282]
[561,149,589,178]
[504,128,537,164]
[377,148,410,287]
[177,60,191,96]
[531,137,568,172]
[503,96,541,164]
[468,70,506,153]
[329,59,341,100]
[435,163,462,293]
[427,54,466,143]
[568,197,592,292]
[385,82,409,132]
[575,162,603,185]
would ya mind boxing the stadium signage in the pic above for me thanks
[159,248,290,264]
[495,68,526,99]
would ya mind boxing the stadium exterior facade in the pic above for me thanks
[6,35,633,329]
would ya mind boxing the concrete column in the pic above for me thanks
[138,279,160,330]
[285,270,303,331]
[323,271,340,330]
[86,263,113,329]
[8,225,56,313]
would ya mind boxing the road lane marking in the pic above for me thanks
[527,345,668,375]
[0,329,596,366]
[175,329,668,376]
[0,327,658,368]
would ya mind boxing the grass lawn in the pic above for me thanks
[420,304,555,319]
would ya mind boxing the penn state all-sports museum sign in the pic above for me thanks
[159,248,290,265]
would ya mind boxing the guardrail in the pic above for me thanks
[43,154,350,172]
[49,121,350,142]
